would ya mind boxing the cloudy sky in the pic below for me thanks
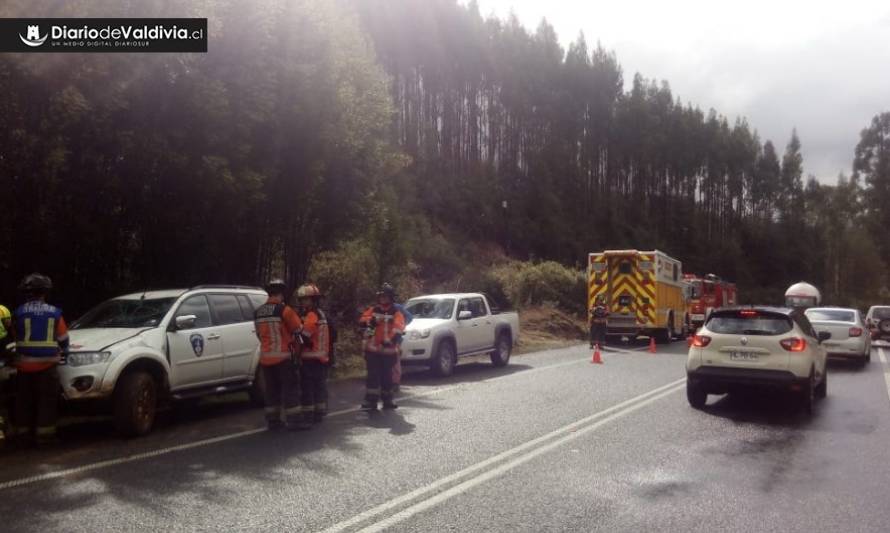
[475,0,890,183]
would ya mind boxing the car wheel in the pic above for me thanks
[248,367,267,407]
[432,340,456,377]
[490,333,512,367]
[686,381,707,409]
[815,368,827,399]
[800,370,815,415]
[113,371,158,437]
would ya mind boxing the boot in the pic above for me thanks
[361,399,378,411]
[267,419,284,431]
[382,397,398,410]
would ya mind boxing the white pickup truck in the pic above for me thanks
[400,293,520,376]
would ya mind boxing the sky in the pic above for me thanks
[474,0,890,183]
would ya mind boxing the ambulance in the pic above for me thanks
[587,250,689,342]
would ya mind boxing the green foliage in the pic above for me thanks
[485,261,586,315]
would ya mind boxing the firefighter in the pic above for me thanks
[254,278,303,430]
[359,283,405,411]
[10,273,69,447]
[589,295,608,348]
[294,283,331,429]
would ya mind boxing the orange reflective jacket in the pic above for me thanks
[254,296,302,366]
[359,305,405,356]
[299,309,330,364]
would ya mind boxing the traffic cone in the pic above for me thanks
[591,344,604,364]
[648,337,657,354]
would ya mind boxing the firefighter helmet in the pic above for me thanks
[296,284,322,299]
[265,278,287,295]
[19,273,53,295]
[784,282,821,309]
[377,282,396,300]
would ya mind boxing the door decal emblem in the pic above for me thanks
[190,333,205,357]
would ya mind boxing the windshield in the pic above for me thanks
[690,281,702,299]
[806,309,855,322]
[73,298,177,329]
[406,298,455,319]
[706,311,793,336]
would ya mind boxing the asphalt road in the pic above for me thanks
[2,339,890,532]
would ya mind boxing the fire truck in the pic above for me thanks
[588,250,689,342]
[684,273,738,329]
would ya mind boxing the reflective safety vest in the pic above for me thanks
[14,300,69,373]
[360,305,405,356]
[254,297,303,366]
[299,308,330,364]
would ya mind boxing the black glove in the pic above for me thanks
[369,317,378,328]
[59,352,68,365]
[392,333,403,345]
[299,332,312,345]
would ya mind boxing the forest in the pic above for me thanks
[1,0,888,317]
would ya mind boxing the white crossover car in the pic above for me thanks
[805,307,870,366]
[686,306,829,413]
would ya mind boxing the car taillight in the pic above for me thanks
[692,334,711,347]
[780,337,807,352]
[849,327,863,337]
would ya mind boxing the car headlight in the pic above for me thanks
[407,329,431,340]
[67,351,112,367]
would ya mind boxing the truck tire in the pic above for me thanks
[248,367,266,407]
[432,339,456,377]
[490,332,512,367]
[113,371,158,437]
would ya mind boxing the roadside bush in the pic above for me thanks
[307,239,377,318]
[486,260,586,315]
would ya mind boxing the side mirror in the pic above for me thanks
[818,331,831,342]
[175,314,198,330]
[458,310,472,320]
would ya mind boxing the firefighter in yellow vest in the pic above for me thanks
[294,284,331,429]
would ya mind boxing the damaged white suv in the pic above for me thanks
[64,285,267,436]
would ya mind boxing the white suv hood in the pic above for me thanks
[68,328,149,352]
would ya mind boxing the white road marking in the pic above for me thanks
[0,347,645,491]
[320,377,686,533]
[876,348,890,405]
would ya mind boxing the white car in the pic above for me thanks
[686,306,829,413]
[64,285,267,436]
[400,293,519,376]
[805,307,871,365]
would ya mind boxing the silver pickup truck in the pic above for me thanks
[400,292,520,376]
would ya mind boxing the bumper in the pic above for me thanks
[823,338,868,358]
[399,337,435,366]
[58,365,112,400]
[687,366,808,393]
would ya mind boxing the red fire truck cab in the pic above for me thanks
[684,273,738,329]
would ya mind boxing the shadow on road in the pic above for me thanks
[701,390,813,427]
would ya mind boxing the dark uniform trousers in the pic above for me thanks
[300,360,328,419]
[13,365,60,440]
[262,360,300,426]
[364,352,396,403]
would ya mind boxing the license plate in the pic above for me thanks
[730,351,758,361]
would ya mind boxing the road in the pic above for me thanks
[2,340,890,532]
